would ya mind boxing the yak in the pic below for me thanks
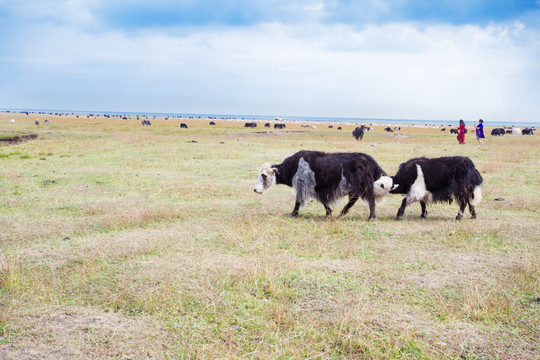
[352,126,366,140]
[253,150,394,220]
[380,156,483,220]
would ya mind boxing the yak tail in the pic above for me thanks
[468,168,483,206]
[470,185,482,206]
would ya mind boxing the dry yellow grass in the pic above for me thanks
[0,111,539,359]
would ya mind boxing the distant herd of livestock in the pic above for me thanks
[18,116,535,136]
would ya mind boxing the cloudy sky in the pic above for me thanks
[1,0,539,122]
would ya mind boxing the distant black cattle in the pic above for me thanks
[386,156,483,220]
[209,121,216,126]
[337,127,342,130]
[244,122,257,128]
[328,125,333,129]
[522,128,534,135]
[505,129,513,134]
[352,126,366,140]
[34,120,40,125]
[441,128,446,132]
[450,129,458,134]
[141,119,152,126]
[264,122,271,128]
[384,127,393,132]
[491,128,505,136]
[274,123,286,129]
[253,150,392,220]
[180,123,188,129]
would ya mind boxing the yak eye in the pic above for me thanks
[380,184,384,188]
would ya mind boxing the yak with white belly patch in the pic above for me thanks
[253,150,392,220]
[389,156,483,220]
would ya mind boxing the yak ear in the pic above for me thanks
[271,167,278,174]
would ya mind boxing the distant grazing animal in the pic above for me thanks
[382,156,483,220]
[44,118,51,123]
[244,122,257,128]
[394,127,401,131]
[491,128,505,136]
[441,128,446,132]
[352,126,366,140]
[522,128,534,135]
[512,128,522,135]
[180,123,189,129]
[9,119,16,123]
[264,122,271,128]
[450,129,458,134]
[209,121,216,126]
[253,150,394,221]
[337,126,342,130]
[274,123,286,129]
[384,127,393,132]
[34,120,40,125]
[328,125,333,129]
[505,129,513,134]
[141,119,152,126]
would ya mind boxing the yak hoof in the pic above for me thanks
[396,216,403,221]
[455,214,463,221]
[289,212,299,218]
[368,217,375,222]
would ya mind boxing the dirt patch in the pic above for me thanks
[0,305,170,359]
[0,133,38,145]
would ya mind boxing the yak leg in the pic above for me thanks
[468,202,477,219]
[322,203,333,217]
[290,201,301,217]
[339,194,359,217]
[396,197,408,220]
[456,198,467,220]
[420,200,428,219]
[367,196,376,221]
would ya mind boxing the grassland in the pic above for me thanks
[0,113,538,359]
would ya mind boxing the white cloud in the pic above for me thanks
[1,8,539,121]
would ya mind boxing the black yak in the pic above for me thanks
[253,150,394,220]
[384,156,483,220]
[352,126,366,140]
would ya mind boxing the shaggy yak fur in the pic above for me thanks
[389,156,483,220]
[253,150,393,220]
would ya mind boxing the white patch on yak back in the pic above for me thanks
[292,158,317,206]
[406,164,433,205]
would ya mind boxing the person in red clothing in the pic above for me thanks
[457,119,466,144]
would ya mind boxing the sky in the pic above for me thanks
[1,0,539,123]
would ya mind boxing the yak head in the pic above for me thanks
[253,163,278,194]
[373,176,398,202]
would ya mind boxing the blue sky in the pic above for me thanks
[1,0,539,122]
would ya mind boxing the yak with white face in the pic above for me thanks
[253,150,390,220]
[388,156,483,220]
